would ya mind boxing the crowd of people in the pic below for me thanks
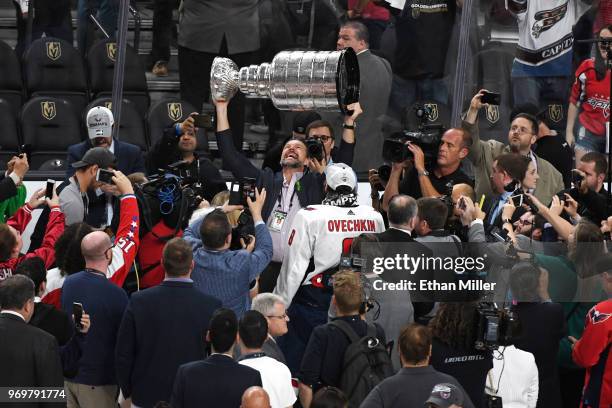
[1,0,612,408]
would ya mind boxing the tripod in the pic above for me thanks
[577,37,612,214]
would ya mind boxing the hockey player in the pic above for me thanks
[274,162,385,372]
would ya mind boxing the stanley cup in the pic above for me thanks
[210,48,360,114]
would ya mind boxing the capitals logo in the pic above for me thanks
[586,96,611,119]
[532,3,568,39]
[589,306,612,325]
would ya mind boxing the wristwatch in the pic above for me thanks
[418,170,430,177]
[342,122,356,130]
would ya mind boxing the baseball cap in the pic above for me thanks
[325,163,357,192]
[293,111,322,134]
[86,106,114,139]
[425,383,464,408]
[71,147,116,169]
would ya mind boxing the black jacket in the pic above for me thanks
[0,175,17,203]
[216,129,326,222]
[171,353,262,408]
[115,280,222,408]
[0,313,64,408]
[29,302,73,347]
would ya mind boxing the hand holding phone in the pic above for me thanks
[96,168,115,185]
[45,179,55,199]
[192,113,215,130]
[73,302,84,330]
[480,91,501,105]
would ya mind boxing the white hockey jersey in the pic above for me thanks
[274,204,385,307]
[506,0,590,75]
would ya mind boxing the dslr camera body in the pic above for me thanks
[305,138,325,162]
[474,302,520,351]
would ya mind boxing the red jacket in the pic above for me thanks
[573,299,612,408]
[137,221,183,289]
[41,195,140,308]
[0,204,65,280]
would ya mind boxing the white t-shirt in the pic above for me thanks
[239,355,296,408]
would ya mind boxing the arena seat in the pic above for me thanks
[85,97,149,151]
[0,40,24,113]
[0,98,21,168]
[87,39,150,118]
[20,97,82,169]
[23,38,89,115]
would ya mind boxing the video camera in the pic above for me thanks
[305,138,325,162]
[474,302,520,351]
[382,104,444,165]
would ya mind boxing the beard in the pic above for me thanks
[280,158,303,169]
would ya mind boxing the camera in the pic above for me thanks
[305,137,325,162]
[382,104,443,165]
[231,211,255,250]
[229,178,257,206]
[571,169,584,187]
[377,164,391,183]
[475,302,520,351]
[339,255,365,272]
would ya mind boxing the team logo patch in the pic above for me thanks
[486,105,500,124]
[106,43,117,62]
[424,103,439,122]
[167,103,183,121]
[548,104,563,123]
[41,101,56,120]
[46,42,61,61]
[532,3,568,38]
[589,307,612,325]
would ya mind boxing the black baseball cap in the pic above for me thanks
[425,383,464,408]
[71,147,116,169]
[293,111,322,134]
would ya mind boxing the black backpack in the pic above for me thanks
[330,320,394,407]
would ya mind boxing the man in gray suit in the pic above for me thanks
[337,21,392,173]
[177,0,259,150]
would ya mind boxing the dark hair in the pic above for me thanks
[595,25,612,81]
[581,151,608,176]
[340,21,370,45]
[200,210,232,249]
[15,257,46,293]
[239,310,268,349]
[570,220,605,278]
[398,323,432,364]
[429,302,478,350]
[511,113,538,135]
[417,198,448,230]
[0,274,35,310]
[305,120,335,140]
[494,153,529,183]
[54,222,94,276]
[209,308,238,353]
[162,238,193,277]
[509,262,541,302]
[388,195,418,226]
[0,223,17,262]
[311,386,348,408]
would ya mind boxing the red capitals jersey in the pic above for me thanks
[573,299,612,408]
[570,58,611,136]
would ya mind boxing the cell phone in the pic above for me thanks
[481,91,501,105]
[45,179,55,199]
[229,178,257,206]
[96,168,115,184]
[192,113,215,130]
[510,194,524,207]
[72,302,84,330]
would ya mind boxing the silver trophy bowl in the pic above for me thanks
[210,48,360,114]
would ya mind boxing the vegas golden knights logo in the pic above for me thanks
[106,43,117,62]
[105,102,112,111]
[424,103,439,122]
[41,101,56,120]
[46,42,61,61]
[548,104,563,123]
[167,103,183,121]
[486,105,500,124]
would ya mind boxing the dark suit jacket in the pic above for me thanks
[171,353,262,408]
[0,175,18,203]
[0,313,64,408]
[29,302,73,347]
[65,139,145,178]
[115,280,222,408]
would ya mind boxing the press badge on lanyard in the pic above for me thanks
[270,209,288,232]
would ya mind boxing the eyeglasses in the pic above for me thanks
[105,243,115,253]
[267,313,288,320]
[308,135,333,143]
[510,126,533,135]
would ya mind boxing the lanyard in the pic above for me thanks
[277,184,298,211]
[240,352,267,361]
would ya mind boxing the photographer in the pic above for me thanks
[145,113,228,202]
[214,96,328,293]
[559,152,609,226]
[463,90,564,205]
[381,127,472,211]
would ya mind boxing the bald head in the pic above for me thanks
[81,231,112,263]
[240,387,271,408]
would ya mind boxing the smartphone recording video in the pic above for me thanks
[73,302,84,330]
[481,91,501,105]
[45,179,55,199]
[96,169,115,184]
